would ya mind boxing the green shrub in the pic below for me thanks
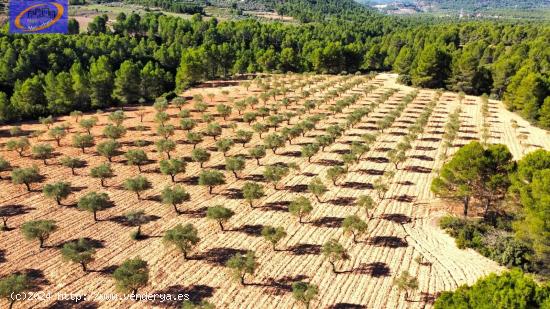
[439,216,534,271]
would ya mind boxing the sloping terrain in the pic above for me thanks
[2,73,548,308]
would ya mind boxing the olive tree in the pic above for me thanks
[78,192,111,222]
[225,156,246,179]
[194,101,208,112]
[187,132,203,149]
[289,196,313,224]
[43,181,72,205]
[163,223,200,260]
[180,118,197,132]
[393,271,419,301]
[69,111,83,122]
[242,182,265,208]
[342,215,368,243]
[350,142,369,160]
[39,115,54,129]
[124,176,152,200]
[90,163,114,187]
[252,123,268,138]
[161,185,190,214]
[356,195,375,219]
[191,148,211,168]
[59,157,85,176]
[373,177,389,199]
[291,281,318,309]
[206,206,234,231]
[322,239,348,274]
[0,157,12,179]
[216,138,234,157]
[261,226,287,251]
[316,135,333,151]
[308,177,328,202]
[388,149,407,169]
[96,140,120,162]
[125,149,149,173]
[226,251,257,285]
[263,164,289,190]
[6,137,30,157]
[159,159,186,182]
[173,97,187,111]
[79,117,97,134]
[108,110,125,126]
[126,211,148,240]
[103,124,127,140]
[113,257,149,295]
[157,124,175,140]
[301,144,320,163]
[326,166,345,186]
[249,145,266,165]
[198,170,226,194]
[72,133,94,153]
[60,238,96,272]
[156,139,176,159]
[11,166,41,191]
[31,143,54,165]
[20,220,57,248]
[48,126,67,146]
[204,123,222,141]
[0,273,31,309]
[216,104,232,120]
[234,130,253,147]
[264,133,285,154]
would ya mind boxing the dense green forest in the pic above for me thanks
[434,270,550,308]
[0,2,549,126]
[432,144,550,275]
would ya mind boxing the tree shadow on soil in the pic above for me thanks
[261,201,289,212]
[261,275,309,296]
[316,159,343,167]
[151,284,215,307]
[403,166,432,174]
[222,188,243,200]
[0,204,34,231]
[380,214,412,224]
[392,194,416,203]
[368,236,408,248]
[54,237,105,249]
[284,184,309,193]
[328,196,356,206]
[310,217,343,228]
[341,182,373,190]
[330,304,366,309]
[289,244,321,256]
[356,168,384,176]
[197,247,247,266]
[180,207,208,218]
[409,155,434,162]
[233,224,263,237]
[243,174,266,182]
[365,156,389,163]
[108,214,161,228]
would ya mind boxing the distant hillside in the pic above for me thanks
[260,0,376,22]
[361,0,550,18]
[416,0,550,12]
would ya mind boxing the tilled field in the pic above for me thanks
[1,73,548,309]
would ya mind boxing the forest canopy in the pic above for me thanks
[0,4,548,126]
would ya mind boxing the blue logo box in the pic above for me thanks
[9,0,68,34]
